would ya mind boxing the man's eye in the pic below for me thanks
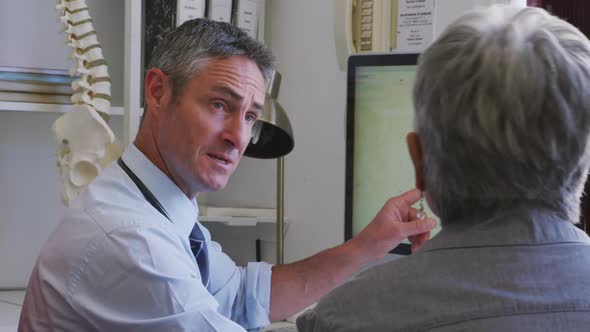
[212,102,225,111]
[245,113,258,123]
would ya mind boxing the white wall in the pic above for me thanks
[263,0,348,262]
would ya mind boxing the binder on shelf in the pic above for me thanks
[0,67,76,104]
[0,81,73,95]
[207,0,233,23]
[234,0,259,38]
[177,0,206,26]
[0,91,71,104]
[0,67,76,85]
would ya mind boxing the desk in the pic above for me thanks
[3,290,300,331]
[262,320,297,331]
[0,290,25,332]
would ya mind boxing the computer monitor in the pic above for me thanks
[344,53,440,255]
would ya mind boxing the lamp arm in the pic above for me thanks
[276,156,285,264]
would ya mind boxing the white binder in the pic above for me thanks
[234,0,258,38]
[176,0,206,26]
[207,0,233,23]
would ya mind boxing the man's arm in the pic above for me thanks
[268,189,436,321]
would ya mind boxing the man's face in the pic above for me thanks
[156,56,266,197]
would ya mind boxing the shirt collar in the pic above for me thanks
[120,144,197,238]
[419,207,590,253]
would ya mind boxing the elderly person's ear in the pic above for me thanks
[406,132,424,191]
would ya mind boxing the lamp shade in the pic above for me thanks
[244,97,294,159]
[244,71,294,159]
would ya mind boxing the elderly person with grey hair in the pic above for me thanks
[297,5,590,332]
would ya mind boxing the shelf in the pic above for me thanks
[199,216,279,227]
[0,101,125,115]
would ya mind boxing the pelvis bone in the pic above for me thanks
[52,104,122,204]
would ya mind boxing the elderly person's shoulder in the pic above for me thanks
[296,254,433,332]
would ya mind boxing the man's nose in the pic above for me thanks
[221,114,250,149]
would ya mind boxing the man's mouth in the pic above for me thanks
[208,153,232,165]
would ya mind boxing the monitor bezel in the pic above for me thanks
[344,53,420,256]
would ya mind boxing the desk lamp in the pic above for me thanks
[244,70,294,264]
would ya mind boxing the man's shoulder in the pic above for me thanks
[69,162,157,232]
[36,197,183,298]
[41,163,172,268]
[43,198,168,266]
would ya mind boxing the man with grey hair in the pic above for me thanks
[297,5,590,331]
[19,19,436,331]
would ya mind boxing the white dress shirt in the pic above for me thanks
[19,145,272,331]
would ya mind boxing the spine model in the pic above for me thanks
[53,0,123,205]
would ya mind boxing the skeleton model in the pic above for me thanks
[53,0,123,205]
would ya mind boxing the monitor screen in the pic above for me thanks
[344,54,440,255]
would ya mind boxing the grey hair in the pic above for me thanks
[148,18,275,101]
[414,5,590,224]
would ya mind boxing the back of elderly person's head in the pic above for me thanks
[147,18,274,102]
[414,5,590,224]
